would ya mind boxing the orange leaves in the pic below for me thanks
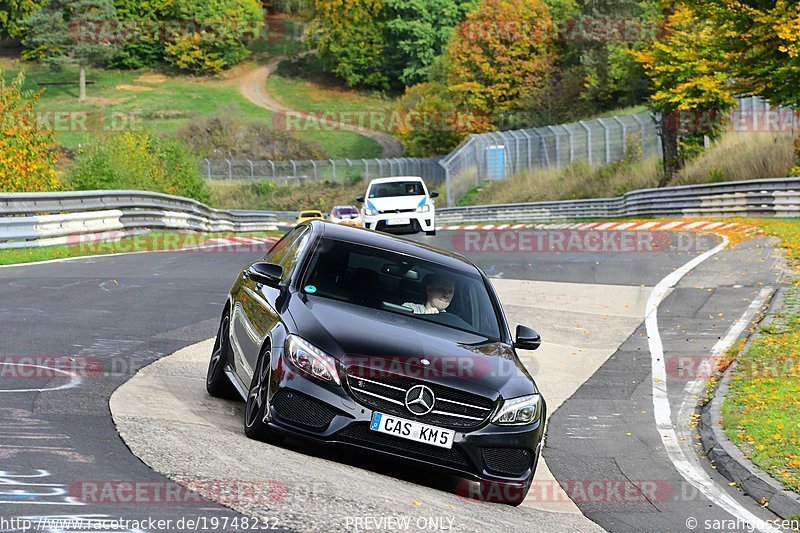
[0,70,61,193]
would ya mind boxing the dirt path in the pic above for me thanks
[236,56,405,158]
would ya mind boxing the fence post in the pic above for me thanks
[567,126,575,163]
[597,119,610,164]
[330,159,336,182]
[377,159,384,177]
[226,159,232,180]
[248,160,254,180]
[579,121,592,166]
[612,116,627,157]
[269,160,276,181]
[291,160,297,177]
[311,160,318,180]
[546,126,560,169]
[444,165,453,208]
[362,159,369,181]
[632,114,646,158]
[204,158,211,179]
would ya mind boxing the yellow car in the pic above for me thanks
[296,210,326,224]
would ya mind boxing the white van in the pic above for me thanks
[357,176,438,236]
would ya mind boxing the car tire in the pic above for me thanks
[426,230,437,236]
[206,312,238,399]
[244,347,285,444]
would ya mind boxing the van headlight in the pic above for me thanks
[491,394,542,425]
[285,335,341,385]
[416,204,431,213]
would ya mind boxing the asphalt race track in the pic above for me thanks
[0,228,790,532]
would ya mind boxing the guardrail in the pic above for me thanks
[0,190,279,249]
[2,178,799,249]
[436,177,800,224]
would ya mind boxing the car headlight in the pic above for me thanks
[491,394,542,425]
[364,208,377,216]
[285,335,341,385]
[416,204,431,213]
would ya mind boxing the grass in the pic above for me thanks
[0,16,381,159]
[721,219,800,494]
[0,231,281,266]
[462,131,796,206]
[209,179,365,213]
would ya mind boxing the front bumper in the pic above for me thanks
[362,212,435,234]
[264,359,545,490]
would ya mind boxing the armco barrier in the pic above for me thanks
[0,190,279,249]
[2,178,800,248]
[436,177,800,224]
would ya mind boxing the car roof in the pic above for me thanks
[303,220,480,274]
[367,176,425,185]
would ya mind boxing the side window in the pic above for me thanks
[263,227,304,264]
[275,228,312,282]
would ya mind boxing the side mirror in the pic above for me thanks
[514,325,541,351]
[429,191,439,199]
[356,195,365,203]
[246,262,283,287]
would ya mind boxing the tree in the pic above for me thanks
[307,0,478,91]
[382,0,478,87]
[685,0,800,108]
[306,0,388,88]
[445,0,557,123]
[0,69,60,192]
[0,0,45,38]
[22,0,119,100]
[162,0,264,74]
[633,4,734,181]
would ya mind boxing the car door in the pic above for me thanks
[231,226,312,385]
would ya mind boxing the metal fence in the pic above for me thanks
[201,157,446,187]
[438,111,661,206]
[200,96,794,207]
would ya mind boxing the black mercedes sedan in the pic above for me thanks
[206,220,546,504]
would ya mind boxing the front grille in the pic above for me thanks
[481,448,534,477]
[345,367,495,429]
[272,390,337,430]
[337,423,471,469]
[378,208,416,214]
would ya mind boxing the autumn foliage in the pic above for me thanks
[0,70,61,192]
[445,0,556,119]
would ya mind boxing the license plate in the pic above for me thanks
[386,218,410,226]
[370,412,455,449]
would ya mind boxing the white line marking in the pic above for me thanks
[646,236,780,533]
[684,221,710,229]
[614,222,637,230]
[595,222,617,230]
[0,363,83,393]
[701,222,725,230]
[660,221,685,230]
[633,222,660,230]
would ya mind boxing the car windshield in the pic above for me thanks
[301,238,501,340]
[334,207,358,216]
[368,181,425,198]
[301,212,321,217]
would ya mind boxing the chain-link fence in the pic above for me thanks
[201,96,793,206]
[438,111,661,206]
[201,157,446,187]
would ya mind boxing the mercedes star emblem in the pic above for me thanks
[404,384,435,416]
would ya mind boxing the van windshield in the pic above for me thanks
[368,181,425,198]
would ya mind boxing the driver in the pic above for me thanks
[402,275,455,315]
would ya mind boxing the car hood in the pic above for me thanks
[365,195,426,213]
[288,295,537,398]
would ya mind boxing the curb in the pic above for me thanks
[699,286,800,520]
